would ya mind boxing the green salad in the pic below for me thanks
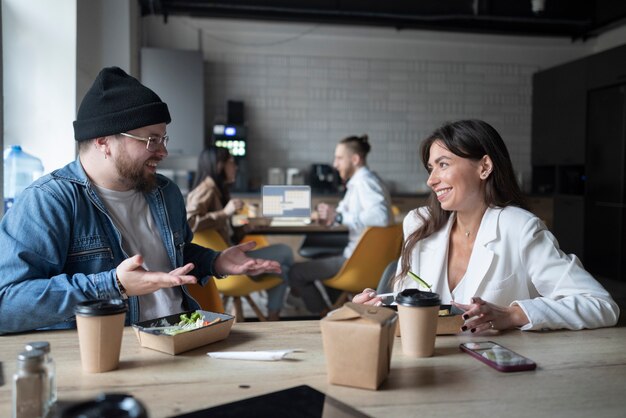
[142,311,220,336]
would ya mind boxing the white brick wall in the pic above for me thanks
[143,17,594,193]
[205,52,537,193]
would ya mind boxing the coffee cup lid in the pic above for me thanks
[61,393,147,418]
[395,289,441,307]
[74,299,128,317]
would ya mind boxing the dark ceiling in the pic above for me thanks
[139,0,626,40]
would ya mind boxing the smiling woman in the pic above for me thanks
[353,119,620,333]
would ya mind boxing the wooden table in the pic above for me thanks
[240,216,349,235]
[241,221,348,262]
[1,322,625,418]
[252,223,348,235]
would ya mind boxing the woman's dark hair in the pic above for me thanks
[339,134,371,162]
[398,119,527,280]
[192,146,232,206]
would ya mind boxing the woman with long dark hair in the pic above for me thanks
[354,120,619,332]
[187,146,293,321]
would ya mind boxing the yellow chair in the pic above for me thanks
[240,234,270,249]
[186,277,225,314]
[191,228,283,322]
[391,205,404,224]
[323,224,403,309]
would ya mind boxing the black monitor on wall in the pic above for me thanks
[227,100,244,125]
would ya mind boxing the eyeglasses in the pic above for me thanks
[119,132,169,152]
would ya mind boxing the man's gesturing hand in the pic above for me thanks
[116,254,197,297]
[213,241,281,277]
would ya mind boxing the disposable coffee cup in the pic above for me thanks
[395,289,441,357]
[74,299,127,373]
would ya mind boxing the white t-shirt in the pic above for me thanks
[94,185,185,321]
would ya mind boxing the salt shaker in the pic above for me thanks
[25,341,56,407]
[12,349,48,418]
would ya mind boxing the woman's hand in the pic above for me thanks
[223,198,244,216]
[452,296,529,333]
[352,288,385,306]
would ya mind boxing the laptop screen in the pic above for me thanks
[262,185,311,218]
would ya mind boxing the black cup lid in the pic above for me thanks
[395,289,441,307]
[74,299,128,317]
[61,393,148,418]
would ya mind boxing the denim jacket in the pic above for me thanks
[0,159,219,334]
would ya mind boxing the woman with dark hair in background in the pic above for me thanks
[186,146,293,321]
[354,120,619,331]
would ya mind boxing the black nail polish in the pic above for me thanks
[462,314,469,320]
[461,326,468,332]
[470,328,476,333]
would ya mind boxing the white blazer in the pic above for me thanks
[394,206,620,331]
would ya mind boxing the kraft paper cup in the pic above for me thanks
[395,289,441,357]
[74,299,127,373]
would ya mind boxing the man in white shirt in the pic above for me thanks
[289,135,393,316]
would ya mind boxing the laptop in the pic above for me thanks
[262,185,312,227]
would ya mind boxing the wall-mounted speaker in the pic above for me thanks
[227,100,244,125]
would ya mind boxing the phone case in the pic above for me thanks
[460,341,537,372]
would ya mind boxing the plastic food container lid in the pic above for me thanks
[395,289,441,307]
[74,299,128,317]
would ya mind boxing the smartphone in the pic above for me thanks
[459,341,537,372]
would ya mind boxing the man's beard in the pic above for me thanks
[113,152,158,193]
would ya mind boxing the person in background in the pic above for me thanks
[186,146,293,321]
[353,119,619,331]
[289,134,393,316]
[0,67,280,334]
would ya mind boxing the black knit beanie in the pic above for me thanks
[73,67,171,141]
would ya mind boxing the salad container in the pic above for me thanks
[132,310,234,355]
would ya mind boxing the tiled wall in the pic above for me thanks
[144,17,589,194]
[206,54,536,193]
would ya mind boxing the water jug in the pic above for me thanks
[3,145,44,212]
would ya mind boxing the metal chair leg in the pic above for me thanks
[329,291,350,311]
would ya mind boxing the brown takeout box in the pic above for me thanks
[437,312,464,335]
[321,302,398,390]
[132,310,234,355]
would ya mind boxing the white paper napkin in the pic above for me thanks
[206,349,300,361]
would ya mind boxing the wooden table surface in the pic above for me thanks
[1,321,625,418]
[245,220,349,235]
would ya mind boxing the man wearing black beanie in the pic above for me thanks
[0,67,280,334]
